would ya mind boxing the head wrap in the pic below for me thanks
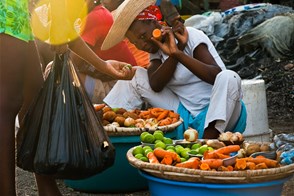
[135,5,162,21]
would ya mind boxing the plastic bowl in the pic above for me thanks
[139,170,291,196]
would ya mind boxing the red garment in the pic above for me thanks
[81,5,136,65]
[136,5,162,21]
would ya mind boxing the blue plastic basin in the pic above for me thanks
[64,130,178,193]
[139,170,290,196]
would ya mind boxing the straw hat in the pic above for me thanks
[101,0,156,50]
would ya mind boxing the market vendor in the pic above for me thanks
[101,0,247,139]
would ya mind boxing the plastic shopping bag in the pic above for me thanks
[17,52,115,179]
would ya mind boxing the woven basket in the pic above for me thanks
[127,147,294,184]
[104,118,183,136]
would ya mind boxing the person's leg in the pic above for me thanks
[19,40,62,195]
[104,67,179,111]
[203,70,242,138]
[35,175,62,196]
[0,34,29,195]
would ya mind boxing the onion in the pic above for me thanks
[124,117,136,127]
[183,127,198,142]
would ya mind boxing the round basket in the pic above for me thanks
[104,118,183,136]
[126,147,294,184]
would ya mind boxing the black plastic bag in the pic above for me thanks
[17,52,115,180]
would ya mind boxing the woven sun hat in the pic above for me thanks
[101,0,156,50]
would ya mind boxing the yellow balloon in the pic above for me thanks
[31,0,88,45]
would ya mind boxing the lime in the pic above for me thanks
[191,143,201,150]
[189,150,198,155]
[144,149,153,156]
[140,132,149,142]
[135,153,144,159]
[198,145,209,155]
[180,157,187,162]
[175,145,185,155]
[166,146,175,151]
[154,130,164,135]
[142,133,155,144]
[154,141,166,149]
[166,149,176,153]
[140,156,149,162]
[154,139,162,144]
[143,145,152,151]
[153,132,164,141]
[184,147,191,151]
[208,147,214,152]
[133,146,144,156]
[163,137,173,144]
[180,149,190,159]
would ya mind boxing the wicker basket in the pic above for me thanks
[127,147,294,184]
[104,118,183,136]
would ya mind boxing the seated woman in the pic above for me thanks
[101,0,247,139]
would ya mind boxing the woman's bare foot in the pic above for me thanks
[203,121,220,139]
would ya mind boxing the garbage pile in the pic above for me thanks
[185,4,294,121]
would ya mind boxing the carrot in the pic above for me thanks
[152,29,162,41]
[227,165,234,171]
[153,148,181,163]
[139,110,150,119]
[245,157,278,168]
[94,104,106,111]
[171,117,178,123]
[255,155,266,158]
[175,157,200,169]
[157,110,169,121]
[200,162,211,170]
[168,111,180,119]
[204,151,230,160]
[255,162,268,170]
[215,152,230,159]
[234,158,247,170]
[213,145,240,155]
[203,151,215,160]
[160,155,173,165]
[158,117,173,126]
[217,166,230,171]
[149,108,164,118]
[218,165,234,171]
[201,159,223,169]
[246,162,256,170]
[147,152,160,164]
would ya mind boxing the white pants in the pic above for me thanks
[104,68,242,133]
[80,74,117,104]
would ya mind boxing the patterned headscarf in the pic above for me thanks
[135,5,162,21]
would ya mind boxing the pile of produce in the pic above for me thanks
[131,129,294,172]
[94,104,180,129]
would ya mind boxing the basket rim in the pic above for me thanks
[126,146,294,184]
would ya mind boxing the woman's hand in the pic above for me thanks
[173,22,188,50]
[152,27,179,57]
[105,60,136,80]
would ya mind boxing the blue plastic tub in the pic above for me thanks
[64,130,178,193]
[139,171,290,196]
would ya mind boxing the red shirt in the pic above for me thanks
[81,5,136,65]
